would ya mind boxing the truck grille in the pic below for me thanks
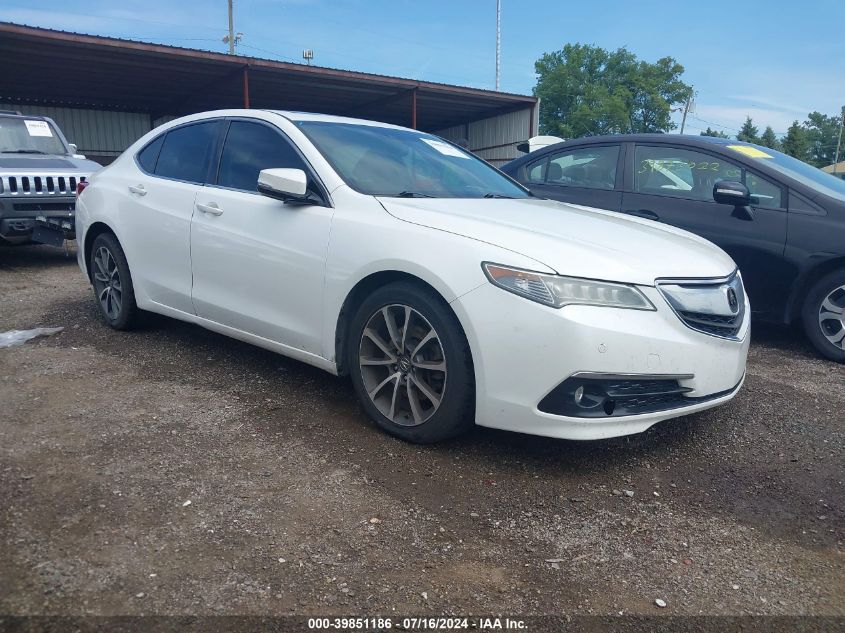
[0,174,88,197]
[657,272,747,340]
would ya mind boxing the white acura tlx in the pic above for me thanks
[75,110,749,443]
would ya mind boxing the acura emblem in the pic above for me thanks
[727,288,739,313]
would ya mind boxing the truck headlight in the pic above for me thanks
[482,263,655,311]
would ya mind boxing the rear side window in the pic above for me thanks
[136,135,164,174]
[154,121,220,184]
[217,121,307,192]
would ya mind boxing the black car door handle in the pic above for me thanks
[625,209,659,221]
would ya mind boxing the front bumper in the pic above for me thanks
[453,283,750,440]
[0,198,76,244]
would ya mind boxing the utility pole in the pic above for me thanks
[834,105,844,175]
[679,89,693,134]
[227,0,235,54]
[495,0,501,91]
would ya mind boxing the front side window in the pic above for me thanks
[544,146,620,190]
[635,146,742,201]
[296,121,529,199]
[154,121,220,184]
[0,117,68,155]
[217,121,307,192]
[746,171,783,209]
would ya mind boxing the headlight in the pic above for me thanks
[482,263,655,311]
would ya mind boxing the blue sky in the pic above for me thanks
[3,0,842,136]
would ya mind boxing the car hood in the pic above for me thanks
[0,154,101,171]
[377,197,737,286]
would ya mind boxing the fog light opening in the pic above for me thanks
[574,386,585,405]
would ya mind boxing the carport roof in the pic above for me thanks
[0,22,537,132]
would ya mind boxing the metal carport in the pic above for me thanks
[0,23,537,165]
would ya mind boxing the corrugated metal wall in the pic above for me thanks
[2,103,536,168]
[436,106,536,167]
[0,103,151,162]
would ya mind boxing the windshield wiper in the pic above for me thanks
[394,191,435,198]
[483,193,515,199]
[1,149,47,154]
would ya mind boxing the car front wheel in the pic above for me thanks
[348,282,475,443]
[802,269,845,363]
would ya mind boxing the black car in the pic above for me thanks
[501,134,845,362]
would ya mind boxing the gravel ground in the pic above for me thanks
[0,243,843,623]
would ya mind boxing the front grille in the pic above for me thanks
[0,174,88,196]
[657,272,746,340]
[13,202,75,212]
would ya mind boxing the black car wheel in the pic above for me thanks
[90,232,140,330]
[348,281,475,443]
[802,269,845,363]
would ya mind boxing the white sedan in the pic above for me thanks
[75,110,749,443]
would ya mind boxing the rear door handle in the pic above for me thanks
[625,209,659,221]
[128,184,146,196]
[196,202,224,216]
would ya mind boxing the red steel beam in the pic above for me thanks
[243,65,250,108]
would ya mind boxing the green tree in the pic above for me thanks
[700,127,730,139]
[781,120,810,162]
[759,126,780,150]
[803,111,843,167]
[736,116,759,144]
[534,43,692,138]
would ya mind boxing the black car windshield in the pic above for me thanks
[725,143,845,202]
[296,120,529,199]
[0,117,68,155]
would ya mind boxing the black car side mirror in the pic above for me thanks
[713,180,751,206]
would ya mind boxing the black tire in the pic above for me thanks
[89,232,141,330]
[347,281,475,443]
[801,269,845,363]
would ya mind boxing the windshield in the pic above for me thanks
[296,121,530,199]
[0,117,68,155]
[725,143,845,202]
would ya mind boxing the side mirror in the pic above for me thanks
[67,143,86,158]
[258,168,311,203]
[713,180,750,207]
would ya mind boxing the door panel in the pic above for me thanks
[119,176,199,313]
[190,190,332,353]
[524,144,623,212]
[189,119,333,354]
[623,144,789,316]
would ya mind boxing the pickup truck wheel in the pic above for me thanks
[348,282,475,443]
[802,269,845,363]
[90,233,140,330]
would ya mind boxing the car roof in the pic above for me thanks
[267,110,417,131]
[0,111,47,120]
[528,133,762,154]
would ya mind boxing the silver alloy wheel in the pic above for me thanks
[92,246,122,320]
[818,284,845,350]
[358,304,447,426]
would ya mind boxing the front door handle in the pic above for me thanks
[128,184,147,196]
[625,209,659,221]
[196,202,224,216]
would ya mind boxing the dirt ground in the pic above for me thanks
[1,243,843,623]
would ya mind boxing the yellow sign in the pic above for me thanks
[727,145,773,159]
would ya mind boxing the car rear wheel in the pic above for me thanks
[802,269,845,363]
[90,233,140,330]
[348,282,474,443]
